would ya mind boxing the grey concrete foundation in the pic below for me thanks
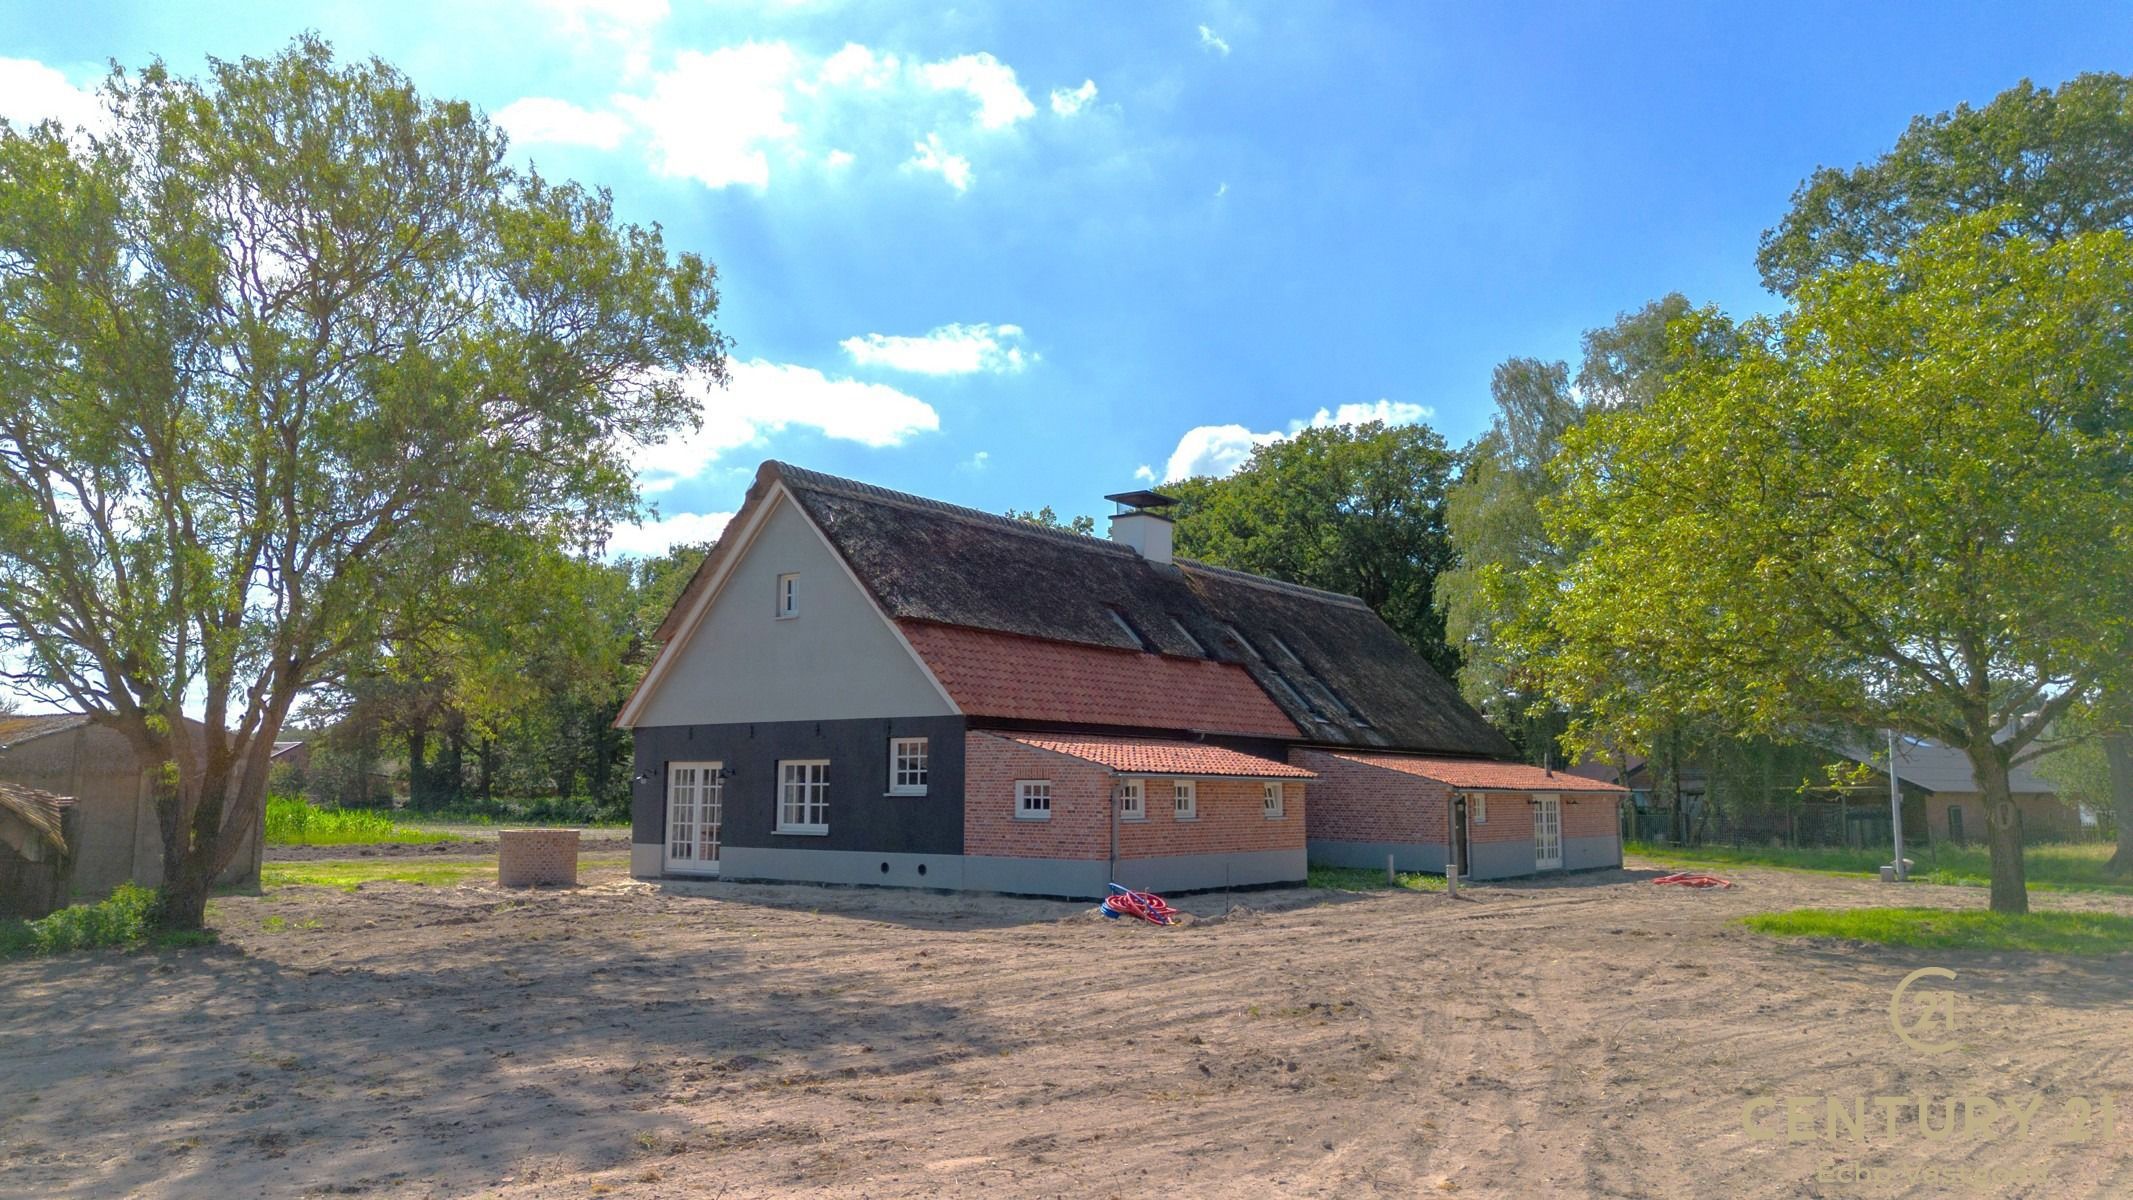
[1562,835,1621,871]
[1111,847,1305,894]
[631,843,664,878]
[674,846,1307,900]
[1307,839,1449,874]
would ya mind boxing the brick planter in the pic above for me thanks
[498,829,580,887]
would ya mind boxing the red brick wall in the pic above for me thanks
[1559,791,1620,839]
[1467,792,1530,844]
[1294,749,1448,844]
[964,733,1305,861]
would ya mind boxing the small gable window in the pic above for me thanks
[1263,782,1285,818]
[1116,779,1145,820]
[1016,780,1053,820]
[1173,780,1197,820]
[889,737,929,795]
[776,572,799,619]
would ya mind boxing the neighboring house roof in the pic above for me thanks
[652,461,1512,757]
[1325,751,1628,793]
[0,713,92,752]
[997,733,1318,779]
[1835,736,2054,795]
[901,621,1300,738]
[271,741,305,759]
[0,779,71,856]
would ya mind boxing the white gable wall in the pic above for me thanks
[633,494,956,727]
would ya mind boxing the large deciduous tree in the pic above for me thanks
[1168,421,1461,675]
[1438,295,1693,758]
[1514,216,2133,913]
[0,38,729,926]
[1758,70,2133,872]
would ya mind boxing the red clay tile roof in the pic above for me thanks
[0,713,91,750]
[0,779,72,855]
[900,621,1300,738]
[1328,752,1627,793]
[1000,734,1317,779]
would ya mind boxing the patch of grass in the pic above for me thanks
[1629,839,2133,896]
[261,859,499,892]
[0,885,218,959]
[1741,906,2133,955]
[266,795,462,847]
[1307,865,1447,893]
[399,796,630,830]
[262,853,632,892]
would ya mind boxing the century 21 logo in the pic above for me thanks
[1890,967,1960,1054]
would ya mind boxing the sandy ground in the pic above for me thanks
[3,857,2131,1199]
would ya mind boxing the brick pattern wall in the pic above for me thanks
[1467,791,1530,844]
[498,829,580,886]
[1559,791,1620,839]
[964,733,1305,861]
[1294,749,1449,844]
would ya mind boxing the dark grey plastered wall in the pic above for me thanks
[631,715,967,855]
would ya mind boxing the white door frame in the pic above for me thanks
[1533,792,1562,870]
[664,761,724,875]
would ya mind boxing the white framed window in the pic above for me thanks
[775,572,799,619]
[1173,780,1197,820]
[1016,779,1052,820]
[1472,794,1487,824]
[888,737,929,795]
[777,759,829,834]
[1116,778,1145,820]
[1263,781,1285,818]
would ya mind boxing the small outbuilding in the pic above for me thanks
[0,779,76,918]
[0,714,261,901]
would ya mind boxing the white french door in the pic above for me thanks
[664,761,723,874]
[1533,793,1562,870]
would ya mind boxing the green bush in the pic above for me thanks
[0,885,216,959]
[264,794,460,846]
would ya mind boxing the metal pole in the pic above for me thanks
[1888,728,1907,882]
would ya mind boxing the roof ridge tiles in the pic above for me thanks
[1175,558,1371,609]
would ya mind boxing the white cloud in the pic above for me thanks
[1162,424,1283,482]
[536,0,669,37]
[606,510,734,558]
[817,43,900,89]
[616,43,801,189]
[920,52,1035,129]
[1307,399,1432,428]
[631,360,940,491]
[1158,399,1435,482]
[906,132,972,192]
[840,322,1030,375]
[1215,181,1228,198]
[0,58,103,134]
[495,97,632,150]
[1198,25,1232,56]
[1049,79,1097,116]
[1133,464,1156,483]
[500,40,1072,192]
[963,450,992,472]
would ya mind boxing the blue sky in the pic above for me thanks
[4,1,2129,553]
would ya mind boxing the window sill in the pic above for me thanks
[1013,813,1052,821]
[775,827,829,837]
[1264,814,1286,820]
[1174,815,1198,822]
[886,789,929,798]
[1120,815,1147,822]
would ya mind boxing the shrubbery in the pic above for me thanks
[0,885,216,958]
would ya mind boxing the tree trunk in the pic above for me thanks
[407,716,432,810]
[1965,739,2029,915]
[2106,732,2133,876]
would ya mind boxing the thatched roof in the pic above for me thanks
[0,779,71,857]
[0,713,91,752]
[659,462,1513,757]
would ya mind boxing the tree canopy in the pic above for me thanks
[0,37,729,925]
[1168,421,1461,675]
[1758,72,2133,295]
[1511,216,2133,912]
